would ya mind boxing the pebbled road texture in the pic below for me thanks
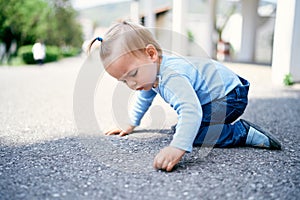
[0,57,299,200]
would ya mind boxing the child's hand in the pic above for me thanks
[105,125,135,136]
[153,146,186,172]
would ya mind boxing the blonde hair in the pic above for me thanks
[88,21,162,68]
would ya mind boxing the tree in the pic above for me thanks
[0,0,50,46]
[0,0,83,57]
[45,0,83,47]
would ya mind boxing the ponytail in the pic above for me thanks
[88,37,103,54]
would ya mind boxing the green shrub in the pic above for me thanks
[44,46,61,63]
[18,45,35,64]
[61,46,80,57]
[18,45,62,64]
[18,45,80,65]
[283,73,294,86]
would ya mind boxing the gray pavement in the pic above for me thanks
[0,56,300,200]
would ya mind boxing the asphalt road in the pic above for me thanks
[0,56,299,200]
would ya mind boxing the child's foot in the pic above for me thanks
[240,119,281,150]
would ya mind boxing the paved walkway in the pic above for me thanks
[0,56,299,200]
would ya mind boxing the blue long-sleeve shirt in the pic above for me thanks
[129,55,242,152]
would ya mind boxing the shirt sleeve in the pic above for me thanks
[129,89,157,126]
[160,74,202,152]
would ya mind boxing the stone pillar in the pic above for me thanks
[272,0,300,84]
[172,0,187,55]
[145,0,156,33]
[208,0,217,58]
[239,0,258,62]
[130,0,139,24]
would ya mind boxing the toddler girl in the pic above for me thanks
[88,21,281,172]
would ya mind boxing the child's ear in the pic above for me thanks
[145,44,158,61]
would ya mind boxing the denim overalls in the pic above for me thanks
[193,77,250,147]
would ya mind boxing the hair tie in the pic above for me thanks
[96,37,103,42]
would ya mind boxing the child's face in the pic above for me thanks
[106,51,158,91]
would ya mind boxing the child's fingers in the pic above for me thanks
[105,128,131,136]
[166,161,176,172]
[105,128,122,135]
[153,155,160,169]
[153,155,165,170]
[119,131,129,137]
[161,160,170,171]
[153,158,172,171]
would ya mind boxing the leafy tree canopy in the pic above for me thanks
[0,0,83,52]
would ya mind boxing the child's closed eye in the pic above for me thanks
[130,69,138,77]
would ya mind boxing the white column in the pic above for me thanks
[208,0,217,58]
[272,0,300,84]
[145,0,156,31]
[239,0,258,62]
[172,0,187,55]
[130,0,139,24]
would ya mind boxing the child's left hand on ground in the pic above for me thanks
[153,146,186,172]
[105,125,135,136]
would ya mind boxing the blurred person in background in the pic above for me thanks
[32,40,46,65]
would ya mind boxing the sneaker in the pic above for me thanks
[240,119,281,150]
